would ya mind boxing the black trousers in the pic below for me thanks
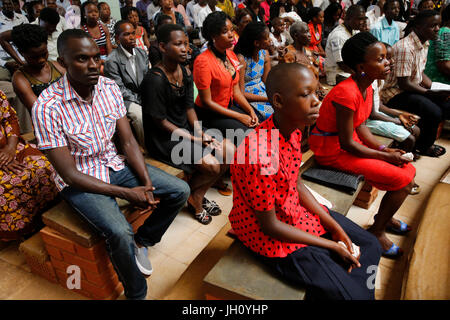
[257,210,382,300]
[386,91,450,152]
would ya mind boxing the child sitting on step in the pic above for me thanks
[228,63,382,300]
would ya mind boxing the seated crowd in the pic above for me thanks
[0,0,449,300]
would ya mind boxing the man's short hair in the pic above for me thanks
[345,4,365,19]
[114,20,132,37]
[57,29,92,56]
[39,7,60,25]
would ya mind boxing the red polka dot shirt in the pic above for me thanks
[229,116,327,258]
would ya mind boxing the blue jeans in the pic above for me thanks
[60,164,190,300]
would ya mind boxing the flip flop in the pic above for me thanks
[386,220,411,235]
[419,144,446,157]
[213,180,232,196]
[382,243,403,259]
[409,184,420,195]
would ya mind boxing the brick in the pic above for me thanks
[45,244,64,260]
[27,258,58,284]
[84,266,118,287]
[361,182,375,192]
[81,276,118,299]
[18,233,49,264]
[73,241,108,262]
[101,283,124,300]
[60,250,111,275]
[40,227,76,254]
[55,268,93,299]
[353,196,377,209]
[42,201,100,248]
[356,188,378,202]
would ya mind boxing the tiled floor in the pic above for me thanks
[1,133,449,300]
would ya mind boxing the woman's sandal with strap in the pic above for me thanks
[195,209,212,225]
[203,198,222,216]
[188,202,213,225]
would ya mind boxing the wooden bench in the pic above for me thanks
[203,135,394,300]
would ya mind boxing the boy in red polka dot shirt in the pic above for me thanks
[229,63,382,300]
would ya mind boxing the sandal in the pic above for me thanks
[213,180,232,196]
[419,144,446,157]
[409,183,420,195]
[382,243,403,259]
[195,209,212,225]
[386,219,411,235]
[203,198,222,216]
[187,202,213,225]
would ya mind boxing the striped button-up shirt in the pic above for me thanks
[380,31,429,103]
[32,75,127,191]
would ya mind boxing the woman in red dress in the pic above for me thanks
[309,32,416,259]
[307,7,325,57]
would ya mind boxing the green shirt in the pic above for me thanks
[425,27,450,84]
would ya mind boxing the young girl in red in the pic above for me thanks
[309,32,416,259]
[229,63,382,300]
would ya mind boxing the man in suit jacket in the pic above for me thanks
[104,20,149,148]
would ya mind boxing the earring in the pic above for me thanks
[361,71,366,77]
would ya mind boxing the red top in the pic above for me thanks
[309,77,373,159]
[307,22,322,52]
[229,116,327,258]
[193,48,240,109]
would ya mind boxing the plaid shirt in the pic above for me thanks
[32,75,127,191]
[380,31,429,103]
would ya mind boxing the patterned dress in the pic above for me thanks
[243,50,274,119]
[0,91,58,241]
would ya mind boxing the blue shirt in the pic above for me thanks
[370,16,400,46]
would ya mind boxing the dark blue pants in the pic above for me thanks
[387,92,450,152]
[258,210,382,300]
[60,164,190,300]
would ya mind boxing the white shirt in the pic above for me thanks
[146,2,160,22]
[32,16,67,62]
[56,0,71,10]
[197,5,221,28]
[120,45,137,78]
[186,0,196,25]
[0,11,28,67]
[324,24,358,85]
[269,32,287,48]
[65,5,81,29]
[192,3,208,28]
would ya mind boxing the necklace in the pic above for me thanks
[161,64,181,87]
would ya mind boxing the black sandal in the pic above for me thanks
[187,202,213,225]
[203,198,222,216]
[194,209,212,225]
[419,144,446,157]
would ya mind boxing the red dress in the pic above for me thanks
[229,116,326,258]
[309,77,415,191]
[307,22,322,53]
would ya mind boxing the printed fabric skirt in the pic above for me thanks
[0,143,58,241]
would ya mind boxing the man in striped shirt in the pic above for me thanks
[32,29,190,300]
